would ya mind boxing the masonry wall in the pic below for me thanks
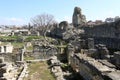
[33,45,58,59]
[84,23,116,38]
[83,20,120,49]
[70,54,104,80]
[94,37,120,49]
[0,53,14,62]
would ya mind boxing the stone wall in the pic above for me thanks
[94,37,120,49]
[82,20,120,49]
[83,23,116,38]
[72,7,86,27]
[66,39,120,80]
[69,53,120,80]
[32,44,58,59]
[0,57,18,80]
[0,53,14,62]
[114,51,120,69]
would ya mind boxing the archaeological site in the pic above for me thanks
[0,2,120,80]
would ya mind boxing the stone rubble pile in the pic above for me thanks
[0,57,18,80]
[49,56,65,80]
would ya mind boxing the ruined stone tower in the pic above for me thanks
[72,7,86,27]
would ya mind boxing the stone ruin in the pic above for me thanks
[82,17,120,49]
[113,51,120,69]
[32,40,58,59]
[49,7,88,39]
[0,57,18,80]
[68,37,112,60]
[49,56,64,80]
[14,46,26,62]
[50,21,84,40]
[47,6,120,79]
[49,6,120,50]
[71,53,120,80]
[49,7,87,40]
[66,37,120,80]
[72,7,87,27]
[59,7,87,39]
[50,21,73,39]
[0,6,119,80]
[95,44,109,59]
[59,21,70,31]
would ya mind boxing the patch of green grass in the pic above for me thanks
[0,36,19,39]
[28,62,41,75]
[11,42,24,47]
[24,55,35,61]
[26,46,33,50]
[24,62,55,80]
[61,63,69,68]
[24,36,43,41]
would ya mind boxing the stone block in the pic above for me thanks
[0,57,4,63]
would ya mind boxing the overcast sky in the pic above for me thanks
[0,0,120,25]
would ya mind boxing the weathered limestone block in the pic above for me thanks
[0,64,6,68]
[88,38,94,49]
[0,68,6,77]
[0,57,4,63]
[105,71,120,80]
[114,51,120,68]
[88,49,97,57]
[95,44,109,59]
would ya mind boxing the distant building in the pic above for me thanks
[87,20,95,25]
[87,20,103,25]
[10,29,30,36]
[95,20,103,24]
[105,17,114,23]
[105,16,120,23]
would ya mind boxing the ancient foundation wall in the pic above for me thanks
[82,20,120,49]
[84,24,116,38]
[0,53,14,62]
[94,37,120,49]
[69,53,120,80]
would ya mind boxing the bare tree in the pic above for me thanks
[31,13,55,30]
[31,13,55,40]
[31,13,56,40]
